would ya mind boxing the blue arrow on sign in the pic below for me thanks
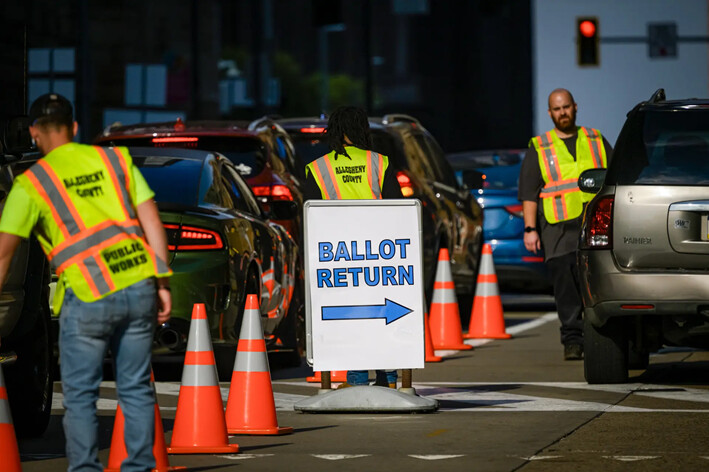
[321,299,413,325]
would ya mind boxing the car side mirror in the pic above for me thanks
[269,200,298,220]
[578,168,607,194]
[1,116,34,159]
[461,169,484,189]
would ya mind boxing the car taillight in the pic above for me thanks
[584,195,614,249]
[252,184,294,201]
[300,127,326,133]
[396,171,415,197]
[164,224,223,251]
[504,204,523,217]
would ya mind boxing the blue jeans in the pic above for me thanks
[60,278,157,472]
[347,370,398,386]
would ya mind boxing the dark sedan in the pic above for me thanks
[128,147,303,378]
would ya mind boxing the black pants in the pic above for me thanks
[546,251,583,346]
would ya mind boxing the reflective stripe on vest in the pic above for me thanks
[24,147,169,299]
[533,128,606,223]
[310,150,383,200]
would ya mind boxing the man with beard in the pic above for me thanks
[518,88,613,360]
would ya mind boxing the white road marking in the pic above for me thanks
[312,454,370,460]
[523,455,563,460]
[603,456,660,461]
[408,454,465,460]
[216,454,274,460]
[52,380,709,414]
[460,312,558,349]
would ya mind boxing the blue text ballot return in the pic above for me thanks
[304,200,425,372]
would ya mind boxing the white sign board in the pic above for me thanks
[304,199,425,371]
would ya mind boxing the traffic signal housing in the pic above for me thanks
[577,17,599,66]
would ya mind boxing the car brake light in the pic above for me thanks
[252,184,294,201]
[621,304,655,310]
[504,204,523,217]
[300,127,326,133]
[164,224,223,251]
[396,171,415,197]
[584,195,614,248]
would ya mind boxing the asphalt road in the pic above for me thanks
[16,293,709,471]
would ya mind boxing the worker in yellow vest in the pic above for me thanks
[0,93,171,471]
[304,105,402,388]
[518,88,612,361]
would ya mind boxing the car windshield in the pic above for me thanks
[290,129,399,171]
[104,136,267,178]
[132,155,201,206]
[448,151,524,189]
[610,109,709,185]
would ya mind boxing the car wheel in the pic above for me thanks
[275,279,305,368]
[214,267,260,381]
[584,316,628,384]
[628,347,650,370]
[5,253,53,438]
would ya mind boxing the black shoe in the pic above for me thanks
[564,344,584,361]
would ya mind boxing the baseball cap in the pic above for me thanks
[28,93,74,125]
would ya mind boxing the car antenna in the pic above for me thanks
[649,88,666,103]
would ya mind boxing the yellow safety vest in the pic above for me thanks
[17,145,171,310]
[305,147,388,200]
[530,127,607,224]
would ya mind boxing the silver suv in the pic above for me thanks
[578,89,709,384]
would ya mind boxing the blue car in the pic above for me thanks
[447,150,551,292]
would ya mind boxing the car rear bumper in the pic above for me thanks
[579,249,709,326]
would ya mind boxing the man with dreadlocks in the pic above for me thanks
[304,105,402,389]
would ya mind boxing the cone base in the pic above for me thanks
[106,467,187,472]
[463,333,512,339]
[228,425,293,436]
[433,343,473,350]
[167,444,240,454]
[425,355,443,362]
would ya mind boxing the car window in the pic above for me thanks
[401,134,437,180]
[133,155,201,206]
[202,158,234,208]
[610,109,709,186]
[418,134,459,188]
[275,134,298,174]
[104,136,268,179]
[222,162,263,216]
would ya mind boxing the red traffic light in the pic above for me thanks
[579,20,596,38]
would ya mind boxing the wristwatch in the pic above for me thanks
[524,226,537,233]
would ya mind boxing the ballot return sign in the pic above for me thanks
[304,199,425,372]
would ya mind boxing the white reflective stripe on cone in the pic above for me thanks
[234,353,269,373]
[239,307,264,340]
[432,287,457,304]
[475,281,500,297]
[181,363,220,387]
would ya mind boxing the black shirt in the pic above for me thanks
[518,132,613,260]
[303,148,403,200]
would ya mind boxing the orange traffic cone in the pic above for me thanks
[105,370,186,471]
[167,303,240,454]
[465,244,511,339]
[424,311,442,362]
[226,294,293,435]
[429,248,473,350]
[0,365,21,472]
[306,370,348,383]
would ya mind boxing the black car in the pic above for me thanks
[127,147,303,377]
[0,116,53,438]
[278,115,484,302]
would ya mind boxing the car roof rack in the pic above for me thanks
[381,114,421,126]
[649,88,666,103]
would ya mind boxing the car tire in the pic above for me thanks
[628,347,650,370]
[275,279,305,368]
[584,316,628,384]
[5,244,53,438]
